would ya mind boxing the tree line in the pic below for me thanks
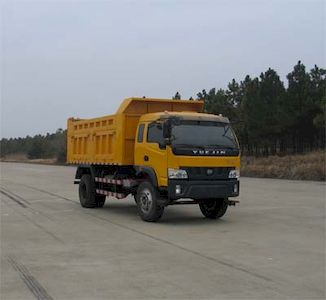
[0,129,67,162]
[176,61,325,155]
[0,61,325,160]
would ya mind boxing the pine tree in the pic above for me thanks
[172,92,181,100]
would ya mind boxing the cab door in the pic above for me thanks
[135,122,168,187]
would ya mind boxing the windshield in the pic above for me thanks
[171,121,238,149]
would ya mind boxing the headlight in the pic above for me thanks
[229,169,240,179]
[168,168,188,179]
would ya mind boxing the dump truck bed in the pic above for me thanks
[67,98,204,165]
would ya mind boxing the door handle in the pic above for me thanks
[144,155,149,161]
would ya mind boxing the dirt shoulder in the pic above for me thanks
[241,151,325,181]
[0,154,59,166]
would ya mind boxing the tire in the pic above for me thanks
[136,181,164,222]
[79,174,106,208]
[96,196,106,208]
[199,198,228,219]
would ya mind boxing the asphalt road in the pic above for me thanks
[0,162,325,300]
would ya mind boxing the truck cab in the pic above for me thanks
[133,111,240,220]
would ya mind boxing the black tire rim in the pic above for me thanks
[205,200,218,211]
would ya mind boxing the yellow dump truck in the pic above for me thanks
[67,97,240,221]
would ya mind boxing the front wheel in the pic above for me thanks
[136,181,164,222]
[199,198,228,219]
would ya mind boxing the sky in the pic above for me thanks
[1,0,325,138]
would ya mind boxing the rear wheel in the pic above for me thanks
[136,181,164,222]
[96,196,106,207]
[79,174,106,208]
[199,198,228,219]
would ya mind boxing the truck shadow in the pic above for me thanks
[101,202,231,225]
[101,203,138,218]
[161,209,230,225]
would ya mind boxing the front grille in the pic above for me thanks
[181,167,233,180]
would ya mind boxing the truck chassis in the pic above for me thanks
[74,164,239,222]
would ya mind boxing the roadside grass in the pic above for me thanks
[241,151,325,181]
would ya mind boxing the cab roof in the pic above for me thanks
[139,111,230,123]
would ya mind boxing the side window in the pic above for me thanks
[137,124,145,143]
[147,122,164,145]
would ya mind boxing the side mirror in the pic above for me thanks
[163,119,172,140]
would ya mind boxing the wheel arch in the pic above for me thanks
[134,166,158,187]
[75,165,96,180]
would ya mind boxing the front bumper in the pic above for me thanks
[168,179,239,200]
